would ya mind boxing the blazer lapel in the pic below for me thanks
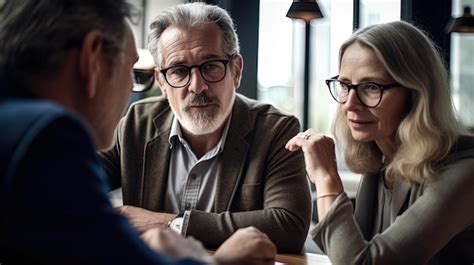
[141,109,173,211]
[354,172,379,240]
[391,177,411,223]
[214,96,251,212]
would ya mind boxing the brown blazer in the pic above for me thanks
[311,136,474,264]
[99,94,311,252]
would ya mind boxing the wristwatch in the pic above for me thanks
[168,212,184,233]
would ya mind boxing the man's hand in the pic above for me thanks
[117,205,176,234]
[214,227,276,265]
[142,228,214,263]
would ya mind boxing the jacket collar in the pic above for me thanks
[355,170,411,239]
[214,95,252,211]
[142,94,253,212]
[139,103,174,210]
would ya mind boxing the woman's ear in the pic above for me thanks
[78,30,104,98]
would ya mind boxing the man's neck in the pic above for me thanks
[181,124,226,159]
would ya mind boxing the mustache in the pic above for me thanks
[185,93,219,109]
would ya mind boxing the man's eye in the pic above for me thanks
[202,62,221,72]
[170,67,188,76]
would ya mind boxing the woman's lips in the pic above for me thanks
[349,119,374,128]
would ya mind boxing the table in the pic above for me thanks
[275,252,331,265]
[209,250,331,265]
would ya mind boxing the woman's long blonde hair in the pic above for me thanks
[334,21,467,183]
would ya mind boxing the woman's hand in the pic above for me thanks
[285,129,339,183]
[286,129,344,219]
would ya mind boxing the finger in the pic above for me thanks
[287,134,310,150]
[239,227,271,240]
[250,228,271,240]
[241,226,260,233]
[285,134,307,151]
[263,239,277,255]
[115,205,126,214]
[248,237,276,257]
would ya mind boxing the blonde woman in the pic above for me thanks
[286,21,474,264]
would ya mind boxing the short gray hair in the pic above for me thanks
[147,2,240,68]
[0,0,136,82]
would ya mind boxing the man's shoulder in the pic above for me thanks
[127,96,171,118]
[231,94,301,139]
[0,99,94,192]
[236,94,296,119]
[0,99,86,138]
[127,96,170,115]
[1,98,68,118]
[438,135,474,170]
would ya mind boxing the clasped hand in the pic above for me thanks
[117,205,276,264]
[142,227,276,265]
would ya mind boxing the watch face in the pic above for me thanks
[170,217,183,233]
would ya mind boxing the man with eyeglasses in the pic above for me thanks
[99,2,311,253]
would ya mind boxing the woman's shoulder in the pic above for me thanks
[430,135,474,188]
[442,135,474,165]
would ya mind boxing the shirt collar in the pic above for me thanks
[168,113,232,154]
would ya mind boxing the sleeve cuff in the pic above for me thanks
[310,192,350,251]
[181,210,191,236]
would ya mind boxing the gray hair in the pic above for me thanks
[147,2,240,68]
[333,21,468,183]
[0,0,136,82]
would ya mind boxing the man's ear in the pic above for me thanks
[232,54,244,89]
[156,70,168,98]
[78,30,104,98]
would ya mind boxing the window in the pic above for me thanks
[258,0,401,195]
[450,0,474,127]
[258,0,400,134]
[360,0,401,28]
[257,0,296,117]
[129,0,184,49]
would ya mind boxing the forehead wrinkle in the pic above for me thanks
[340,44,392,84]
[159,25,225,67]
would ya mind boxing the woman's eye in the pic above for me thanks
[365,84,380,92]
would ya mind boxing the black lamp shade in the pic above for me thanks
[446,6,474,33]
[286,0,324,23]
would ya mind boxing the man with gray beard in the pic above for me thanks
[99,2,311,253]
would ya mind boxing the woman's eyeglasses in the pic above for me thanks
[326,75,401,108]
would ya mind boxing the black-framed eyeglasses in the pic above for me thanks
[159,59,230,88]
[325,75,401,108]
[133,69,154,92]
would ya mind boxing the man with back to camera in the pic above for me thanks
[0,0,276,264]
[99,2,312,252]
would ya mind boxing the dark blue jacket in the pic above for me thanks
[0,76,204,264]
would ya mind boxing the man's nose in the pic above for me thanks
[188,68,209,94]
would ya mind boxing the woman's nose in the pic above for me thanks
[343,89,365,111]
